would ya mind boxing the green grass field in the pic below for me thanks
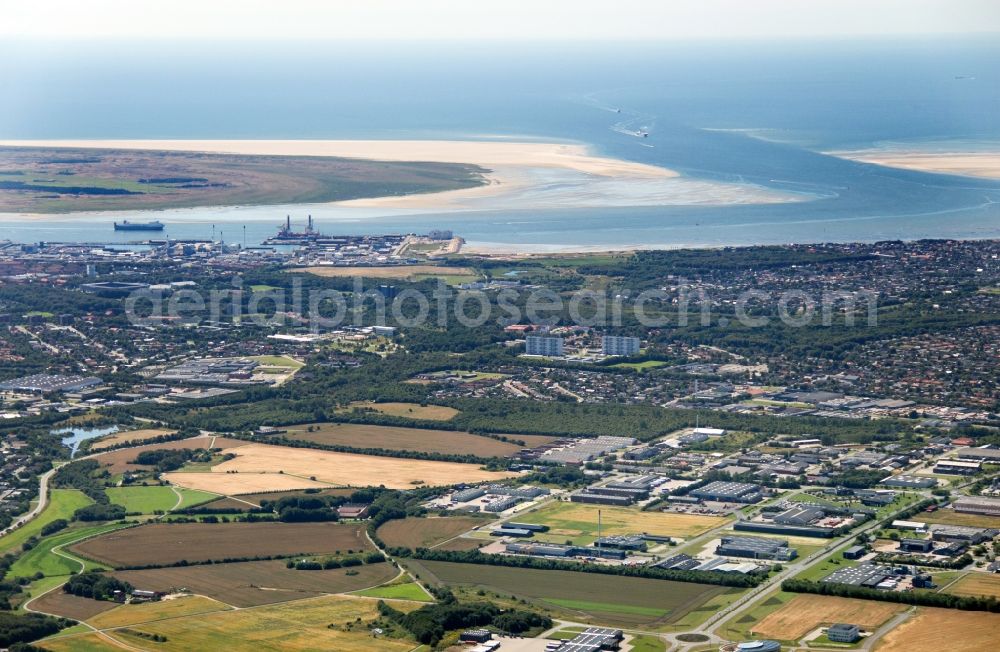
[352,582,433,602]
[8,522,129,579]
[407,559,727,628]
[106,486,218,513]
[250,355,304,369]
[0,489,93,556]
[106,486,180,513]
[611,360,666,371]
[629,635,668,652]
[718,590,795,641]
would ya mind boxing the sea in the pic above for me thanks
[1,38,999,250]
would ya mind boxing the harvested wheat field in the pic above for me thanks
[88,595,231,629]
[94,436,248,474]
[205,442,517,488]
[111,560,398,608]
[946,572,1000,598]
[71,522,369,567]
[346,401,460,421]
[91,428,175,451]
[284,422,532,457]
[28,590,118,621]
[753,594,904,640]
[377,516,487,549]
[41,594,418,652]
[164,471,333,495]
[875,607,1000,652]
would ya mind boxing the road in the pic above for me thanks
[0,466,59,539]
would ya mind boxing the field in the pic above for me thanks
[111,560,398,608]
[751,594,904,641]
[296,265,476,280]
[875,607,1000,652]
[70,522,370,567]
[376,516,487,548]
[29,589,120,621]
[346,401,459,421]
[198,442,518,489]
[235,488,356,506]
[945,572,1000,598]
[250,355,304,368]
[514,502,727,544]
[40,594,419,652]
[352,581,433,602]
[87,595,231,629]
[93,436,248,475]
[284,422,528,457]
[0,489,93,556]
[408,559,726,628]
[90,428,175,451]
[163,471,333,495]
[105,486,217,513]
[918,510,1000,528]
[8,522,128,579]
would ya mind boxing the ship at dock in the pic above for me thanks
[113,220,165,231]
[266,215,325,243]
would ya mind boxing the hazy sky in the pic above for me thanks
[4,0,1000,40]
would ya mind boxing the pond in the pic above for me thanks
[51,425,119,458]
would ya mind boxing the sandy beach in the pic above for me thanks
[830,145,1000,180]
[0,139,800,212]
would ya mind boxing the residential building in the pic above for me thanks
[525,335,564,357]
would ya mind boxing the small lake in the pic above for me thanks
[52,425,119,458]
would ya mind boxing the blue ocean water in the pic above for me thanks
[1,38,999,248]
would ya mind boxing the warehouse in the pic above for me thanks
[594,535,647,551]
[955,447,1000,462]
[734,521,837,538]
[773,504,825,525]
[842,545,866,560]
[934,459,982,475]
[930,524,1000,544]
[953,496,1000,517]
[881,475,937,489]
[586,486,649,500]
[559,627,623,652]
[505,522,549,532]
[898,538,934,553]
[504,543,626,561]
[483,496,520,512]
[491,527,533,538]
[690,481,763,504]
[452,487,486,502]
[822,563,896,588]
[571,492,634,506]
[0,374,103,394]
[716,536,797,561]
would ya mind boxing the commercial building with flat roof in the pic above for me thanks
[953,496,1000,517]
[717,535,797,561]
[827,623,860,643]
[690,481,763,503]
[934,459,982,475]
[0,374,103,394]
[955,447,1000,462]
[882,475,937,489]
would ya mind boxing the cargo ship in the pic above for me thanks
[114,220,165,231]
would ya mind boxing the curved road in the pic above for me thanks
[0,466,60,539]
